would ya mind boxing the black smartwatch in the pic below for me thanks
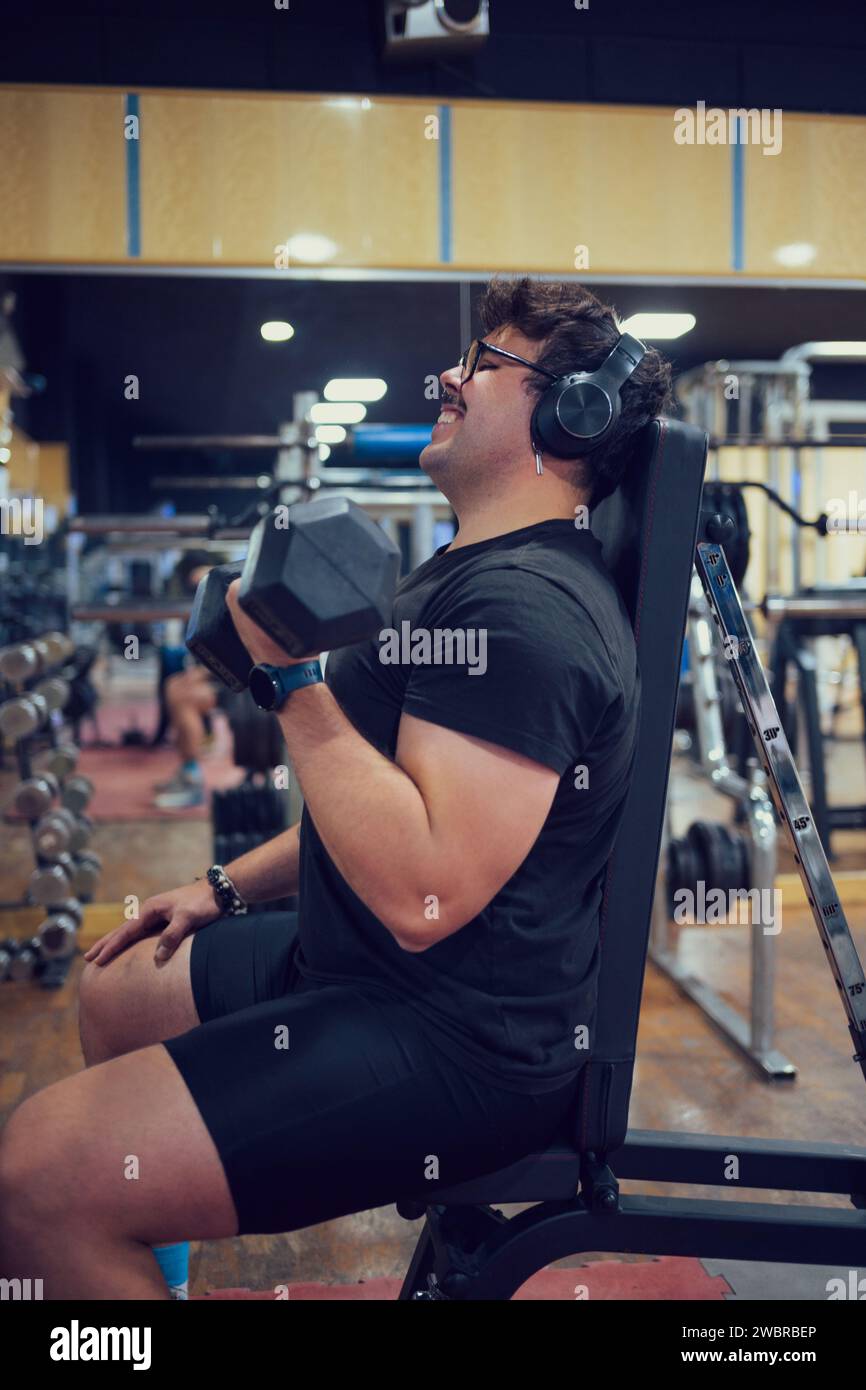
[248,660,323,712]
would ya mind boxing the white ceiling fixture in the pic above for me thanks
[315,425,347,444]
[781,341,866,362]
[621,313,696,340]
[310,402,367,425]
[324,378,387,402]
[260,321,294,342]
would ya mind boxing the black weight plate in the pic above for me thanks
[700,483,750,587]
[666,835,701,916]
[686,820,716,891]
[688,820,747,897]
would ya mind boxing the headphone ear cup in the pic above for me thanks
[533,377,618,458]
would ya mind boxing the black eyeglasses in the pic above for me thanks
[459,339,559,385]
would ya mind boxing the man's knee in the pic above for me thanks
[0,1092,67,1225]
[79,951,134,1031]
[165,669,194,705]
[79,937,198,1056]
[166,668,215,714]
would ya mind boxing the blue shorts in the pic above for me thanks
[162,911,581,1236]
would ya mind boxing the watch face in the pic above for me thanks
[249,665,278,710]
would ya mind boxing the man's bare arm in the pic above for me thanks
[82,822,302,966]
[224,821,300,903]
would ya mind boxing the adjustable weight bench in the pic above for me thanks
[396,417,866,1301]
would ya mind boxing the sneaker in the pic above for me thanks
[153,769,189,793]
[154,773,205,810]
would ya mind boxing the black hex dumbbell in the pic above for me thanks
[186,497,400,689]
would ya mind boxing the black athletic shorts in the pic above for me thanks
[162,911,582,1236]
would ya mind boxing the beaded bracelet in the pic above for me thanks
[201,864,248,916]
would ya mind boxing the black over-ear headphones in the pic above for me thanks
[530,332,647,459]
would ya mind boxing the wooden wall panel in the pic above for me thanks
[37,442,72,517]
[0,88,126,262]
[6,424,40,494]
[744,115,866,277]
[1,85,865,277]
[450,102,731,274]
[139,93,440,267]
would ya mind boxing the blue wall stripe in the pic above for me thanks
[438,104,453,265]
[731,116,744,272]
[125,93,141,259]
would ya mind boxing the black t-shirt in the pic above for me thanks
[296,518,640,1094]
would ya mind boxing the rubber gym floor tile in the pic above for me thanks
[192,1256,731,1300]
[700,1258,859,1300]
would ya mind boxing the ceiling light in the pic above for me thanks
[315,425,347,445]
[260,321,294,342]
[782,341,866,362]
[324,378,387,402]
[311,402,367,425]
[621,313,696,340]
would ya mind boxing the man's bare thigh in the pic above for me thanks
[79,933,200,1055]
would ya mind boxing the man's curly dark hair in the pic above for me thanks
[475,276,673,504]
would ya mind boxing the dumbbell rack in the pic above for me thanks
[651,573,792,1079]
[0,632,102,988]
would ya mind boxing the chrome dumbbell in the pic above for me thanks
[38,909,80,960]
[66,813,93,854]
[70,850,102,900]
[29,855,75,904]
[29,637,55,671]
[14,771,61,819]
[45,897,84,929]
[41,631,74,666]
[0,694,44,741]
[33,808,76,859]
[8,939,41,984]
[42,743,79,779]
[33,675,70,713]
[0,643,39,685]
[61,774,94,815]
[8,939,42,981]
[33,808,91,856]
[0,937,20,981]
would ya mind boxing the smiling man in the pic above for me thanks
[0,277,672,1298]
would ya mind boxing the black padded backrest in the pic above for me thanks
[575,417,708,1154]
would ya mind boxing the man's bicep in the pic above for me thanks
[395,711,560,942]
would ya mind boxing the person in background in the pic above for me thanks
[153,550,229,811]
